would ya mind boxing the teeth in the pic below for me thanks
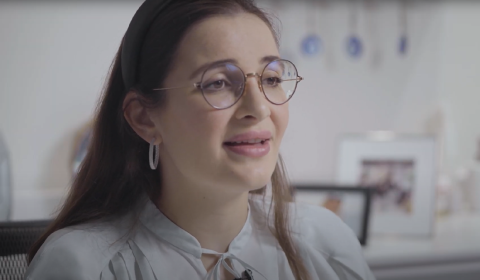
[232,139,265,144]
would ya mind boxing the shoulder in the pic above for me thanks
[25,218,131,280]
[249,198,374,279]
[249,198,360,254]
[292,203,375,279]
[249,197,358,253]
[291,203,360,256]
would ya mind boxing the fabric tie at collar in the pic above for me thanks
[201,248,267,280]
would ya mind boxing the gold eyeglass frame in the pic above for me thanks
[152,58,304,110]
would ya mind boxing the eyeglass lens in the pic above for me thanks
[200,60,298,109]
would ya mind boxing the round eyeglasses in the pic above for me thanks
[152,59,303,110]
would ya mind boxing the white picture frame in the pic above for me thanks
[335,133,438,237]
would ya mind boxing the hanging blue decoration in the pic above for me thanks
[347,36,362,58]
[399,34,408,55]
[398,0,409,56]
[301,35,322,56]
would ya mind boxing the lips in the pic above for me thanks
[224,130,272,144]
[223,130,272,158]
[224,139,268,146]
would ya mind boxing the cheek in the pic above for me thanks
[190,112,229,146]
[272,105,289,143]
[161,100,228,152]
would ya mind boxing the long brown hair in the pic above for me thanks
[29,1,309,279]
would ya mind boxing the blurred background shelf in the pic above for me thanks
[364,213,480,280]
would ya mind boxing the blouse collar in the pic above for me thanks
[138,197,253,259]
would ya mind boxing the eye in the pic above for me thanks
[203,79,230,91]
[209,80,225,89]
[263,77,282,87]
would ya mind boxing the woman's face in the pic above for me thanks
[151,13,289,195]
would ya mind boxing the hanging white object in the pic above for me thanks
[453,138,480,213]
[318,0,335,70]
[365,0,382,69]
[471,138,480,212]
[0,132,11,221]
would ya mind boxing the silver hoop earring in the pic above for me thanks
[149,137,159,170]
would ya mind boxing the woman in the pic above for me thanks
[26,0,374,279]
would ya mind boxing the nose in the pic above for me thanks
[245,73,262,89]
[234,73,271,121]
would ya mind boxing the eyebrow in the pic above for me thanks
[189,55,281,80]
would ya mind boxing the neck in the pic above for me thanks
[156,180,249,253]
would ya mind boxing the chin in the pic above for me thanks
[219,154,278,192]
[232,167,275,192]
[245,179,270,192]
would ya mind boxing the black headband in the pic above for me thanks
[121,0,174,90]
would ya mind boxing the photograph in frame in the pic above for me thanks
[359,159,415,216]
[335,134,437,237]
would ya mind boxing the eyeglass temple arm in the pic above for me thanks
[152,76,303,91]
[153,83,201,91]
[281,76,303,82]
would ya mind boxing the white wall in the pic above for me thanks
[0,2,140,219]
[1,1,479,220]
[267,1,446,182]
[436,1,480,171]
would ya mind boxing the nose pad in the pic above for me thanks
[236,72,271,121]
[257,79,262,90]
[245,73,262,91]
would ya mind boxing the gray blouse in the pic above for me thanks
[25,197,375,280]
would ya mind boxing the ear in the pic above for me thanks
[123,90,162,145]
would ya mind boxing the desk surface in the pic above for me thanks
[363,213,480,268]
